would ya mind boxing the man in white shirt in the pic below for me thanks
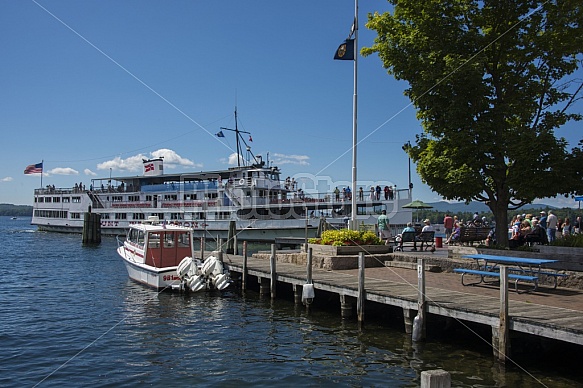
[546,210,558,243]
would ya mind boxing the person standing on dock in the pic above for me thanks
[547,211,558,243]
[377,210,391,243]
[443,213,454,241]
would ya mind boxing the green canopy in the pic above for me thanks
[402,200,433,222]
[402,200,433,209]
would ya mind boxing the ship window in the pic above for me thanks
[152,213,164,220]
[177,232,190,247]
[146,195,153,201]
[63,197,70,203]
[128,195,140,202]
[112,196,123,202]
[33,210,67,218]
[53,197,60,203]
[102,213,110,219]
[72,197,81,203]
[163,232,175,248]
[115,213,127,220]
[137,230,145,246]
[45,197,52,203]
[170,213,183,220]
[133,213,145,220]
[37,197,44,203]
[149,232,161,248]
[71,213,81,219]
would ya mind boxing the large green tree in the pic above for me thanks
[363,0,583,245]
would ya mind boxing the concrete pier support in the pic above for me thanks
[340,294,353,319]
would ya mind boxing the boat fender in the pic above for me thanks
[239,179,245,185]
[302,283,315,305]
[412,314,424,342]
[177,257,194,278]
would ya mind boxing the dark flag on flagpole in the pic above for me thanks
[215,131,225,138]
[334,38,355,60]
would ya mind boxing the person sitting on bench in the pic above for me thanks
[420,219,435,250]
[397,222,418,251]
[445,222,461,245]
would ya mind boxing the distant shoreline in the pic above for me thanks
[0,204,33,217]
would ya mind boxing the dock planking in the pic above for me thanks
[221,252,583,347]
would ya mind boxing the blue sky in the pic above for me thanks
[1,1,581,209]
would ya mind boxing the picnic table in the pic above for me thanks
[454,254,564,293]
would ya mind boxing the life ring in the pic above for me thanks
[239,179,245,185]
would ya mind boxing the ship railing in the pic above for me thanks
[35,187,80,195]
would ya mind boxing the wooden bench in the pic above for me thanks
[453,268,539,293]
[418,231,435,248]
[394,231,435,251]
[394,231,417,251]
[458,227,491,245]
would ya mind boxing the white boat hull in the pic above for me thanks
[118,246,181,289]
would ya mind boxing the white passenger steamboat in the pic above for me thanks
[30,132,413,240]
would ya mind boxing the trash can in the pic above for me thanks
[435,236,443,248]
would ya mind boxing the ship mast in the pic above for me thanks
[220,107,257,167]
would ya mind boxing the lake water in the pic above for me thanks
[1,217,581,387]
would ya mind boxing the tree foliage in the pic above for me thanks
[363,0,583,245]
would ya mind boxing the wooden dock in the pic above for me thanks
[220,251,583,351]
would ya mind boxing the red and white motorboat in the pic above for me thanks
[117,216,230,291]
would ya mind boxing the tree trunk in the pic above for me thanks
[491,201,509,247]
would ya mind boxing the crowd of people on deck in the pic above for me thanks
[375,206,582,250]
[508,211,582,248]
[333,185,396,202]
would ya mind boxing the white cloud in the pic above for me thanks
[151,149,199,168]
[1,177,13,182]
[49,167,79,175]
[84,169,97,176]
[227,152,244,166]
[271,153,310,166]
[96,149,200,172]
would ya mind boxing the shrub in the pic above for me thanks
[308,229,382,246]
[550,234,583,248]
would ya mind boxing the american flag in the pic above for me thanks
[24,162,43,175]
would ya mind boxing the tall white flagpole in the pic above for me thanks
[350,0,358,230]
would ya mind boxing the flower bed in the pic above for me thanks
[308,229,382,246]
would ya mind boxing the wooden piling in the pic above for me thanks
[270,244,277,299]
[242,241,248,290]
[497,265,510,362]
[306,247,313,284]
[340,294,352,319]
[200,236,205,260]
[420,369,451,388]
[82,212,101,245]
[414,258,427,341]
[357,252,365,324]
